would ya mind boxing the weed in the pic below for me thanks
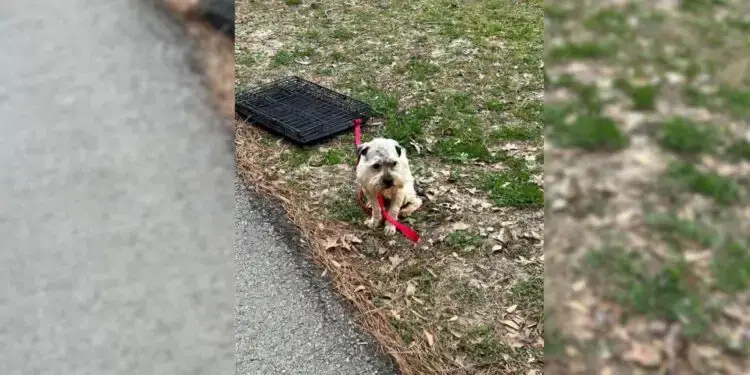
[445,231,484,250]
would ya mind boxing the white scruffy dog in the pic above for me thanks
[355,138,423,235]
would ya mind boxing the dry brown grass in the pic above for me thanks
[236,122,450,374]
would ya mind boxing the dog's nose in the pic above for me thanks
[383,176,394,187]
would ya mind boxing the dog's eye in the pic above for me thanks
[372,163,381,170]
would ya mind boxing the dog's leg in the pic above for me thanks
[364,192,382,229]
[400,196,423,217]
[384,190,406,236]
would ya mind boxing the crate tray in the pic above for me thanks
[236,76,372,146]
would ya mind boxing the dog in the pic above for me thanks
[355,138,423,235]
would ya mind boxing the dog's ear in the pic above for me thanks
[394,144,402,157]
[357,144,369,158]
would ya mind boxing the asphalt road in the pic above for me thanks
[235,178,398,375]
[1,0,398,373]
[0,1,234,373]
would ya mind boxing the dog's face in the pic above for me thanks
[356,138,408,192]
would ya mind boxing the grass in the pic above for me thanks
[235,0,544,374]
[476,170,543,209]
[585,250,711,337]
[544,1,750,372]
[548,111,630,151]
[666,162,741,204]
[509,276,544,319]
[659,117,718,155]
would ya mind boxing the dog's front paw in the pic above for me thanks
[365,218,378,229]
[383,223,397,236]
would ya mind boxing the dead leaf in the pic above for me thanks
[491,244,503,253]
[405,282,417,296]
[502,320,521,331]
[448,315,458,322]
[506,304,518,313]
[449,328,463,338]
[322,237,338,250]
[354,285,367,293]
[388,255,404,268]
[622,341,662,367]
[452,222,470,231]
[423,329,435,347]
[330,260,342,268]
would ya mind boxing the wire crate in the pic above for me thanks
[236,76,373,145]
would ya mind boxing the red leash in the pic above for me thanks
[354,119,420,244]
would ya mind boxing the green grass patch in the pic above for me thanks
[679,0,728,12]
[382,104,436,146]
[322,148,349,165]
[659,117,719,155]
[445,92,476,114]
[586,249,711,337]
[509,276,543,319]
[491,125,541,141]
[614,78,660,111]
[462,328,507,363]
[665,162,741,204]
[271,48,314,67]
[476,170,543,209]
[548,112,629,151]
[486,99,504,112]
[445,231,484,250]
[285,0,302,5]
[548,42,610,62]
[327,192,366,223]
[712,241,750,293]
[513,100,543,122]
[583,9,630,34]
[726,140,750,161]
[236,52,265,67]
[331,28,355,40]
[400,56,441,82]
[646,212,719,249]
[434,116,493,163]
[280,149,311,168]
[354,88,399,117]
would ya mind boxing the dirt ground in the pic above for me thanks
[545,1,750,374]
[235,1,544,374]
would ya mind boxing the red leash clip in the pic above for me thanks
[353,119,421,244]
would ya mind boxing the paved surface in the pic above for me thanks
[1,1,399,374]
[235,178,398,375]
[0,1,234,374]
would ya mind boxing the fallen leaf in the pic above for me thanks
[449,329,463,338]
[506,304,518,313]
[491,244,503,253]
[405,282,417,296]
[322,237,338,250]
[502,320,521,331]
[388,255,404,268]
[622,341,662,367]
[423,329,435,347]
[452,222,470,231]
[448,315,458,322]
[354,285,367,293]
[330,260,342,268]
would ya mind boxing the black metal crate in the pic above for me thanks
[236,76,372,145]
